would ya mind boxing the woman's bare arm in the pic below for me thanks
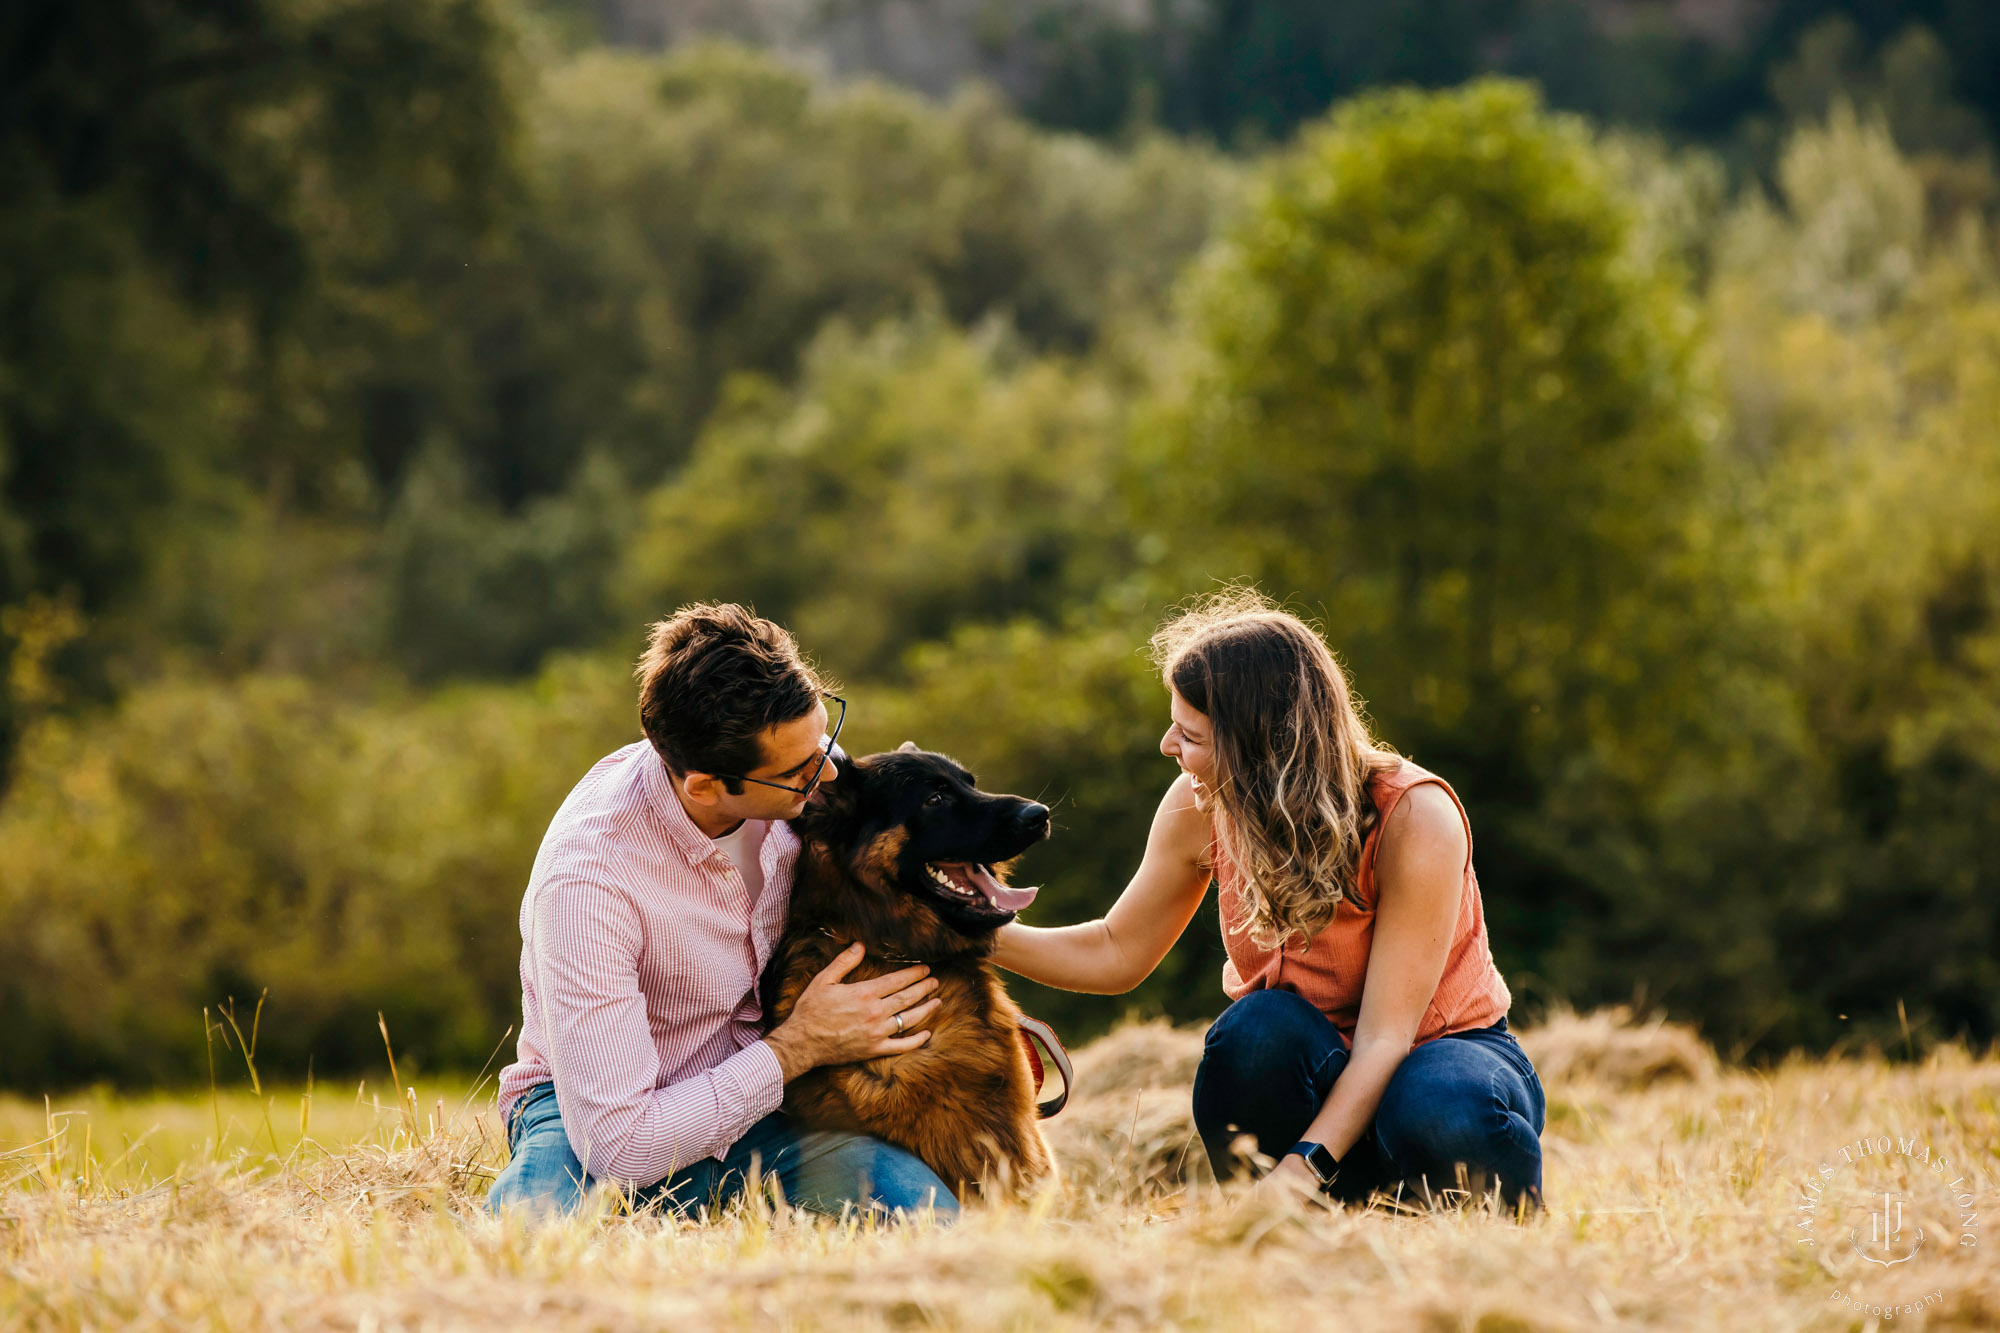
[1272,783,1466,1179]
[992,773,1213,994]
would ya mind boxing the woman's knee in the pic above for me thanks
[1192,991,1348,1164]
[1197,990,1339,1089]
[1374,1060,1542,1204]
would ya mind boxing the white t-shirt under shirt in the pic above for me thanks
[711,817,768,907]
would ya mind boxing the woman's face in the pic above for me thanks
[1162,687,1218,811]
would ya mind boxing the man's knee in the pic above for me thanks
[487,1129,593,1219]
[785,1130,958,1221]
[487,1086,595,1220]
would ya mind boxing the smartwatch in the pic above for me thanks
[1289,1140,1341,1192]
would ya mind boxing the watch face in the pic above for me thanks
[1305,1143,1339,1181]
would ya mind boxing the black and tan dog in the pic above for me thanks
[765,743,1056,1202]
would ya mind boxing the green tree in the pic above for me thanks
[1155,79,1714,780]
[0,0,520,763]
[624,315,1133,680]
[282,43,1238,683]
[1145,79,1730,1033]
[0,657,636,1086]
[1699,106,2000,1052]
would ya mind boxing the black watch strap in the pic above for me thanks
[1290,1140,1340,1190]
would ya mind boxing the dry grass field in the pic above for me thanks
[4,1007,1997,1331]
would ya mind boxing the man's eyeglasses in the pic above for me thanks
[719,694,848,796]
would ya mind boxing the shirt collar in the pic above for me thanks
[638,743,731,868]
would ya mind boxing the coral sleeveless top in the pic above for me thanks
[1214,759,1511,1047]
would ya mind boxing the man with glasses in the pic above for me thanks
[490,602,955,1221]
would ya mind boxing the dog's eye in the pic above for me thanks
[924,791,947,808]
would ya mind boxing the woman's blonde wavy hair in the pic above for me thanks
[1151,588,1398,951]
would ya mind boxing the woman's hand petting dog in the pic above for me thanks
[765,943,940,1081]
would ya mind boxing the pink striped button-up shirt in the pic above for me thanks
[496,740,799,1187]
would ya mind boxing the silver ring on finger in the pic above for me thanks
[894,1011,904,1036]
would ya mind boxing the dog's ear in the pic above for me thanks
[897,740,919,752]
[790,756,866,842]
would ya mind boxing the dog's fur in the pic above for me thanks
[764,746,1056,1202]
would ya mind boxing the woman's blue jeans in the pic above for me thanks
[1192,989,1547,1209]
[487,1082,958,1222]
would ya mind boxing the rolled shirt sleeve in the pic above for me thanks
[529,874,786,1187]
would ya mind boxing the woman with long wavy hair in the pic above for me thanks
[995,590,1547,1211]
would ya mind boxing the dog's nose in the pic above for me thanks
[1019,803,1051,834]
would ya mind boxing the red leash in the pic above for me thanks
[1016,1015,1073,1118]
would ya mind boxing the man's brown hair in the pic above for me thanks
[636,603,825,791]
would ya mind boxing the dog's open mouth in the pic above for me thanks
[924,861,1038,914]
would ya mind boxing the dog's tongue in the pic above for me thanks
[962,862,1038,914]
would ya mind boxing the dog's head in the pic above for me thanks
[790,743,1051,938]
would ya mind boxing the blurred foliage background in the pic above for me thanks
[4,0,2000,1088]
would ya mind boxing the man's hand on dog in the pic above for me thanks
[766,943,940,1080]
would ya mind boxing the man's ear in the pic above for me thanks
[897,740,919,752]
[678,769,725,808]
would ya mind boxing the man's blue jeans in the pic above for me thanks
[1192,989,1547,1209]
[486,1082,959,1222]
